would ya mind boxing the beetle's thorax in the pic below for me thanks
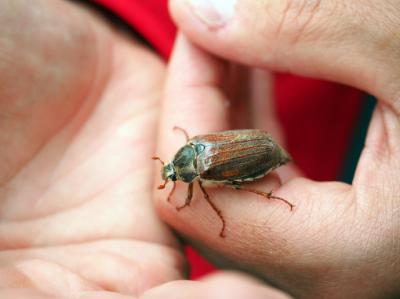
[172,144,198,183]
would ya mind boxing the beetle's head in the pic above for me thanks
[152,156,177,190]
[161,163,177,182]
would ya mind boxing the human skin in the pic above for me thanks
[0,0,290,298]
[152,0,400,298]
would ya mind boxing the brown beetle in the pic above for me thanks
[153,128,293,237]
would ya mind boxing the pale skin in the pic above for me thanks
[2,0,400,298]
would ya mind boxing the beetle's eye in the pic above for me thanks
[170,174,177,181]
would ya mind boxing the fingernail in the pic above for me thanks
[186,0,237,28]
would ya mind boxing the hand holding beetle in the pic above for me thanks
[153,0,400,298]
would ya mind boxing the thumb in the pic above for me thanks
[170,0,400,105]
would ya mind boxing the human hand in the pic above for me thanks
[0,0,182,297]
[0,1,294,298]
[152,0,400,298]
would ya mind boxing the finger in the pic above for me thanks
[170,0,400,107]
[154,33,231,233]
[159,34,230,142]
[154,33,231,211]
[154,34,229,175]
[142,271,291,299]
[353,103,400,207]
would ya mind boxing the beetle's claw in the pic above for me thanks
[157,180,169,190]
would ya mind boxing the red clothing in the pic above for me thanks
[93,0,363,278]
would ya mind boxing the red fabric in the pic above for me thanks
[94,0,176,59]
[93,0,363,278]
[275,75,363,180]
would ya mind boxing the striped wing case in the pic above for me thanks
[190,129,290,183]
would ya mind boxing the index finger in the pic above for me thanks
[157,34,230,158]
[154,34,286,240]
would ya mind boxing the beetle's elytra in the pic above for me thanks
[153,127,294,237]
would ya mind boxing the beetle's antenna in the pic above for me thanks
[152,156,165,165]
[173,126,190,142]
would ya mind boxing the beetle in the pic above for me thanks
[153,127,294,237]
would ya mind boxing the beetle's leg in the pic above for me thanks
[176,182,193,211]
[233,186,294,211]
[198,181,226,238]
[167,181,176,203]
[173,126,190,142]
